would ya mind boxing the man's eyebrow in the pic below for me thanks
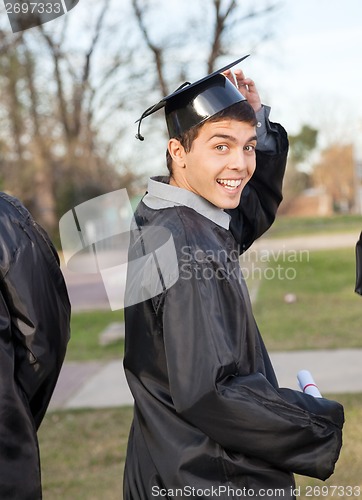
[207,134,258,143]
[207,134,237,143]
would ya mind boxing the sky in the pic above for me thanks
[247,0,362,150]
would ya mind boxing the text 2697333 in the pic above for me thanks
[5,2,62,14]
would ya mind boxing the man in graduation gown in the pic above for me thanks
[123,57,344,499]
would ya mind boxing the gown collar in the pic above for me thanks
[143,176,231,230]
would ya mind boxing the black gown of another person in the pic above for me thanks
[0,193,71,499]
[123,123,344,499]
[356,231,362,295]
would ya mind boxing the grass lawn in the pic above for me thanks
[39,393,362,499]
[253,248,361,351]
[39,406,133,499]
[67,309,124,361]
[266,214,361,239]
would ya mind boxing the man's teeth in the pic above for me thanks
[217,179,242,189]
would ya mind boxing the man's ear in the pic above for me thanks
[168,139,186,169]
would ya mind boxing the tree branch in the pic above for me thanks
[38,25,71,141]
[132,0,168,95]
[207,0,237,72]
[73,0,111,137]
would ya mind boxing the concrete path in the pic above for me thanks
[253,232,359,252]
[49,349,362,411]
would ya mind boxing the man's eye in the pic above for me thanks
[244,145,256,152]
[216,145,228,151]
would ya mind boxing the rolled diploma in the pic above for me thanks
[297,370,322,398]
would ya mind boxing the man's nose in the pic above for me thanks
[229,149,247,170]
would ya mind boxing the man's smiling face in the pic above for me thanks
[169,118,257,209]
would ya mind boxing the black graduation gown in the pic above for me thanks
[0,193,71,499]
[123,124,344,499]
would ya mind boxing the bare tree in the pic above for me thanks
[38,0,111,169]
[0,1,137,235]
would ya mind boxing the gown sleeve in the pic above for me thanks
[0,197,71,428]
[162,261,344,481]
[0,194,70,497]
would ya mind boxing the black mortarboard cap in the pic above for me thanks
[136,55,249,140]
